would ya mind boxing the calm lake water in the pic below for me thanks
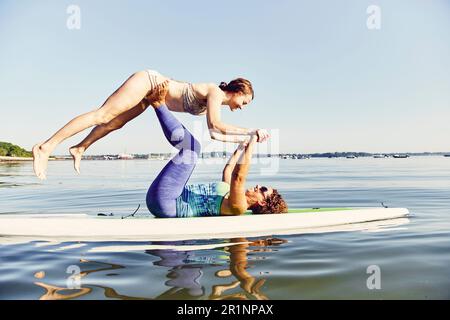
[1,157,449,300]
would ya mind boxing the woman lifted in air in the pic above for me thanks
[33,69,270,179]
[144,82,287,218]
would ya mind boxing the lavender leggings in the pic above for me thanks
[146,105,201,218]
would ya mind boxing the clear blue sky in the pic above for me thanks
[1,0,449,154]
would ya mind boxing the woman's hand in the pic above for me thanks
[241,133,258,147]
[147,80,169,107]
[256,129,270,143]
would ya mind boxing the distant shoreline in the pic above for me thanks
[0,156,58,162]
[0,156,33,162]
[1,152,450,162]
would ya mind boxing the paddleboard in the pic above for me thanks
[0,207,409,242]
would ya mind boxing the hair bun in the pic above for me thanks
[219,81,228,90]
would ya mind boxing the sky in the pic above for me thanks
[1,0,449,154]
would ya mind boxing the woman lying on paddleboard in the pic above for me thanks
[145,82,287,217]
[33,69,270,179]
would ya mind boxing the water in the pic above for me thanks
[0,157,449,299]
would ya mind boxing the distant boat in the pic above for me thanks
[444,155,450,157]
[393,154,409,158]
[373,154,386,158]
[346,155,356,159]
[118,153,134,160]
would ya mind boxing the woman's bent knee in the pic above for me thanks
[146,201,177,218]
[146,190,177,218]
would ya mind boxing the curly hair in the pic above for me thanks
[219,78,254,99]
[251,189,288,214]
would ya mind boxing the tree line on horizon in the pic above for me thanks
[0,142,32,157]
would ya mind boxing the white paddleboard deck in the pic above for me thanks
[0,207,410,242]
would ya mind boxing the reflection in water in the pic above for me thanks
[147,237,287,300]
[33,259,147,300]
[34,282,92,300]
[0,162,38,188]
[148,242,209,299]
[95,285,150,300]
[209,237,287,300]
[32,236,287,300]
[0,162,29,169]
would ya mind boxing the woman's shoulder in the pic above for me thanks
[213,181,230,193]
[192,82,222,99]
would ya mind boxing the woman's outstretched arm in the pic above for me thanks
[222,141,248,184]
[225,134,258,215]
[205,86,270,142]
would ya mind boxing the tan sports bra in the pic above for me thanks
[182,83,208,115]
[147,69,207,115]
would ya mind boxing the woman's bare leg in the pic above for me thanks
[69,100,149,173]
[33,71,152,179]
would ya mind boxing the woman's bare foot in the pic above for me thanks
[32,144,50,180]
[69,146,85,174]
